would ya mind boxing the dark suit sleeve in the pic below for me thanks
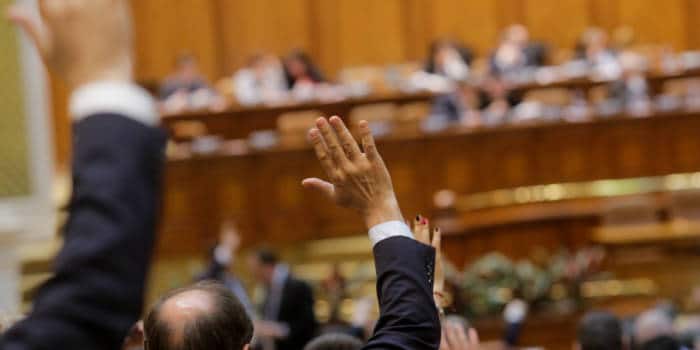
[363,236,441,350]
[281,280,318,349]
[0,114,166,350]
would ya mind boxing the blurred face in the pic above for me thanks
[178,60,199,81]
[247,255,273,284]
[286,58,307,78]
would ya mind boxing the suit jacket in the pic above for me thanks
[363,236,441,350]
[0,114,165,350]
[263,274,318,350]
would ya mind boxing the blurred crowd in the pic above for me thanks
[158,24,700,128]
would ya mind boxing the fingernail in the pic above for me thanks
[421,218,428,225]
[434,227,439,233]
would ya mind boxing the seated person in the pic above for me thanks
[430,80,484,125]
[490,24,547,78]
[607,52,650,113]
[425,39,473,82]
[232,54,287,106]
[160,54,211,99]
[634,309,680,350]
[575,27,621,79]
[284,50,326,100]
[160,54,219,112]
[576,311,624,350]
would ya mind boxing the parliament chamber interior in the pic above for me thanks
[4,1,700,349]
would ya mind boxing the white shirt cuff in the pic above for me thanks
[213,245,232,265]
[69,81,158,126]
[368,221,413,246]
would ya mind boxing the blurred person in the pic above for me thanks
[425,39,473,82]
[2,1,166,349]
[302,117,442,348]
[160,54,211,100]
[440,321,480,350]
[233,54,287,106]
[608,52,650,114]
[576,311,624,350]
[575,27,622,80]
[196,220,255,318]
[635,310,680,350]
[480,76,520,124]
[284,50,326,90]
[490,24,547,78]
[248,249,318,350]
[430,80,484,125]
[143,281,254,350]
[321,264,348,325]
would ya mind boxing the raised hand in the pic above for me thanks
[440,322,480,350]
[303,116,403,228]
[7,0,134,87]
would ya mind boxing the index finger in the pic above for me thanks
[317,117,350,168]
[308,127,337,178]
[329,116,361,161]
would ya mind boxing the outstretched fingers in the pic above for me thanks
[329,116,362,161]
[308,127,336,179]
[358,120,381,163]
[316,117,350,168]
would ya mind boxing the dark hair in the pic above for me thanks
[144,281,253,350]
[639,336,681,350]
[304,333,364,350]
[255,248,279,266]
[577,311,623,350]
[283,49,325,88]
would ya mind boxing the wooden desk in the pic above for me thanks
[161,92,435,140]
[159,111,700,257]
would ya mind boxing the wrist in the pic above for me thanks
[68,59,133,89]
[363,196,403,228]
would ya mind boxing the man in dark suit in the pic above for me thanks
[249,249,318,350]
[2,1,165,349]
[302,116,442,349]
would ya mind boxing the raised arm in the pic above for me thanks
[2,1,165,349]
[303,117,441,349]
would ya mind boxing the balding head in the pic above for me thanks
[144,281,253,350]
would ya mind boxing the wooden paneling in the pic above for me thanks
[617,0,688,49]
[522,0,591,50]
[159,112,700,257]
[216,0,313,71]
[50,0,700,174]
[125,0,700,83]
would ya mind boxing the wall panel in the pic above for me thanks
[49,0,700,171]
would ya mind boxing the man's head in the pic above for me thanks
[144,281,253,350]
[304,333,363,350]
[175,54,200,80]
[247,248,279,285]
[576,311,623,350]
[634,310,675,348]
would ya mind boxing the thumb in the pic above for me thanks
[7,5,48,59]
[302,178,335,200]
